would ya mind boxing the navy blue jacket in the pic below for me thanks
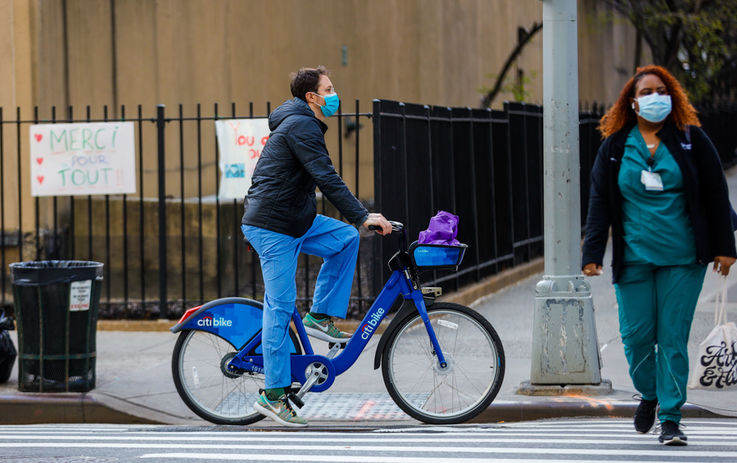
[242,98,368,237]
[582,121,736,283]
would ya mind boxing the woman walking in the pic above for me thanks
[582,65,736,445]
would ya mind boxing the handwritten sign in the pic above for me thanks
[30,122,136,197]
[214,119,270,199]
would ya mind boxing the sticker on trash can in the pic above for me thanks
[69,280,92,311]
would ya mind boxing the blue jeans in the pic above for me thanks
[242,215,360,389]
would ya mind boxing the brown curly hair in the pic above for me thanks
[598,65,700,138]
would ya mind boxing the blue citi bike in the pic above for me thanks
[170,221,505,424]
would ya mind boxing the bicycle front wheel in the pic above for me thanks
[172,330,265,425]
[382,303,505,424]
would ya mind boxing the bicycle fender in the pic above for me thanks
[170,297,265,350]
[373,297,434,370]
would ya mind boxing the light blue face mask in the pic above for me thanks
[635,93,672,123]
[314,92,340,117]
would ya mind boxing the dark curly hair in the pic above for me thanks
[290,66,329,101]
[598,65,700,138]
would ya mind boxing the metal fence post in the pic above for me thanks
[156,104,168,318]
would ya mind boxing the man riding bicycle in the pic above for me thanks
[241,66,391,426]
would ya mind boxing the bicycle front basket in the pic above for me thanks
[409,241,467,271]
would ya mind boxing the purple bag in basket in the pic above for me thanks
[418,211,460,245]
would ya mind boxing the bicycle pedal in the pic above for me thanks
[421,286,442,297]
[287,392,305,409]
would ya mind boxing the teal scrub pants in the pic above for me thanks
[614,263,706,424]
[242,215,360,389]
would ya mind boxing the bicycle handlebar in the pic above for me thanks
[368,221,404,233]
[369,221,409,256]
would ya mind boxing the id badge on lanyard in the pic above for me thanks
[641,169,663,191]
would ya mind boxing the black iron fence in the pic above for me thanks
[0,102,373,319]
[3,100,735,320]
[372,101,554,293]
[698,104,737,168]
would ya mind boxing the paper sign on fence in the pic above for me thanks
[30,122,136,196]
[214,119,270,200]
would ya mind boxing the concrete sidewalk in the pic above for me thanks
[2,168,737,427]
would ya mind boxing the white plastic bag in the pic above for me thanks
[688,276,737,390]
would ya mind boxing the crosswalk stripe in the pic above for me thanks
[0,421,737,439]
[378,421,736,431]
[0,433,731,441]
[138,453,707,463]
[0,424,132,434]
[504,419,735,426]
[0,434,735,445]
[0,442,734,458]
[0,429,733,438]
[0,422,734,433]
[503,423,733,428]
[0,418,737,433]
[420,429,733,434]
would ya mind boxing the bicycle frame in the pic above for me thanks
[226,269,448,393]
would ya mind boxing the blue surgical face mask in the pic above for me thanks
[314,92,340,117]
[635,93,672,123]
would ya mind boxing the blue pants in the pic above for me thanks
[242,215,360,389]
[614,263,706,424]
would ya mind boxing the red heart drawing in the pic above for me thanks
[36,157,43,165]
[36,175,44,184]
[34,134,42,142]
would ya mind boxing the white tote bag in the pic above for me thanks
[688,276,737,390]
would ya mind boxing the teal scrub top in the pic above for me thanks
[617,126,697,265]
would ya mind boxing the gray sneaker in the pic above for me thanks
[303,313,352,343]
[253,392,307,427]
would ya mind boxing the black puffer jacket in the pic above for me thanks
[582,121,736,283]
[242,98,368,237]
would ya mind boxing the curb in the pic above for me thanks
[1,392,730,426]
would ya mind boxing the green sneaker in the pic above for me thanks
[253,392,307,427]
[303,313,352,343]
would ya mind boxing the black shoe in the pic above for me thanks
[658,420,687,446]
[633,397,658,433]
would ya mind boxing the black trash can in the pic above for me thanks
[9,260,103,392]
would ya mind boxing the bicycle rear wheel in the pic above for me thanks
[172,330,265,425]
[381,303,505,424]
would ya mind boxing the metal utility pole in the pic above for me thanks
[525,0,606,389]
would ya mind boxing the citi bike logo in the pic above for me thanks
[360,307,384,340]
[197,314,233,328]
